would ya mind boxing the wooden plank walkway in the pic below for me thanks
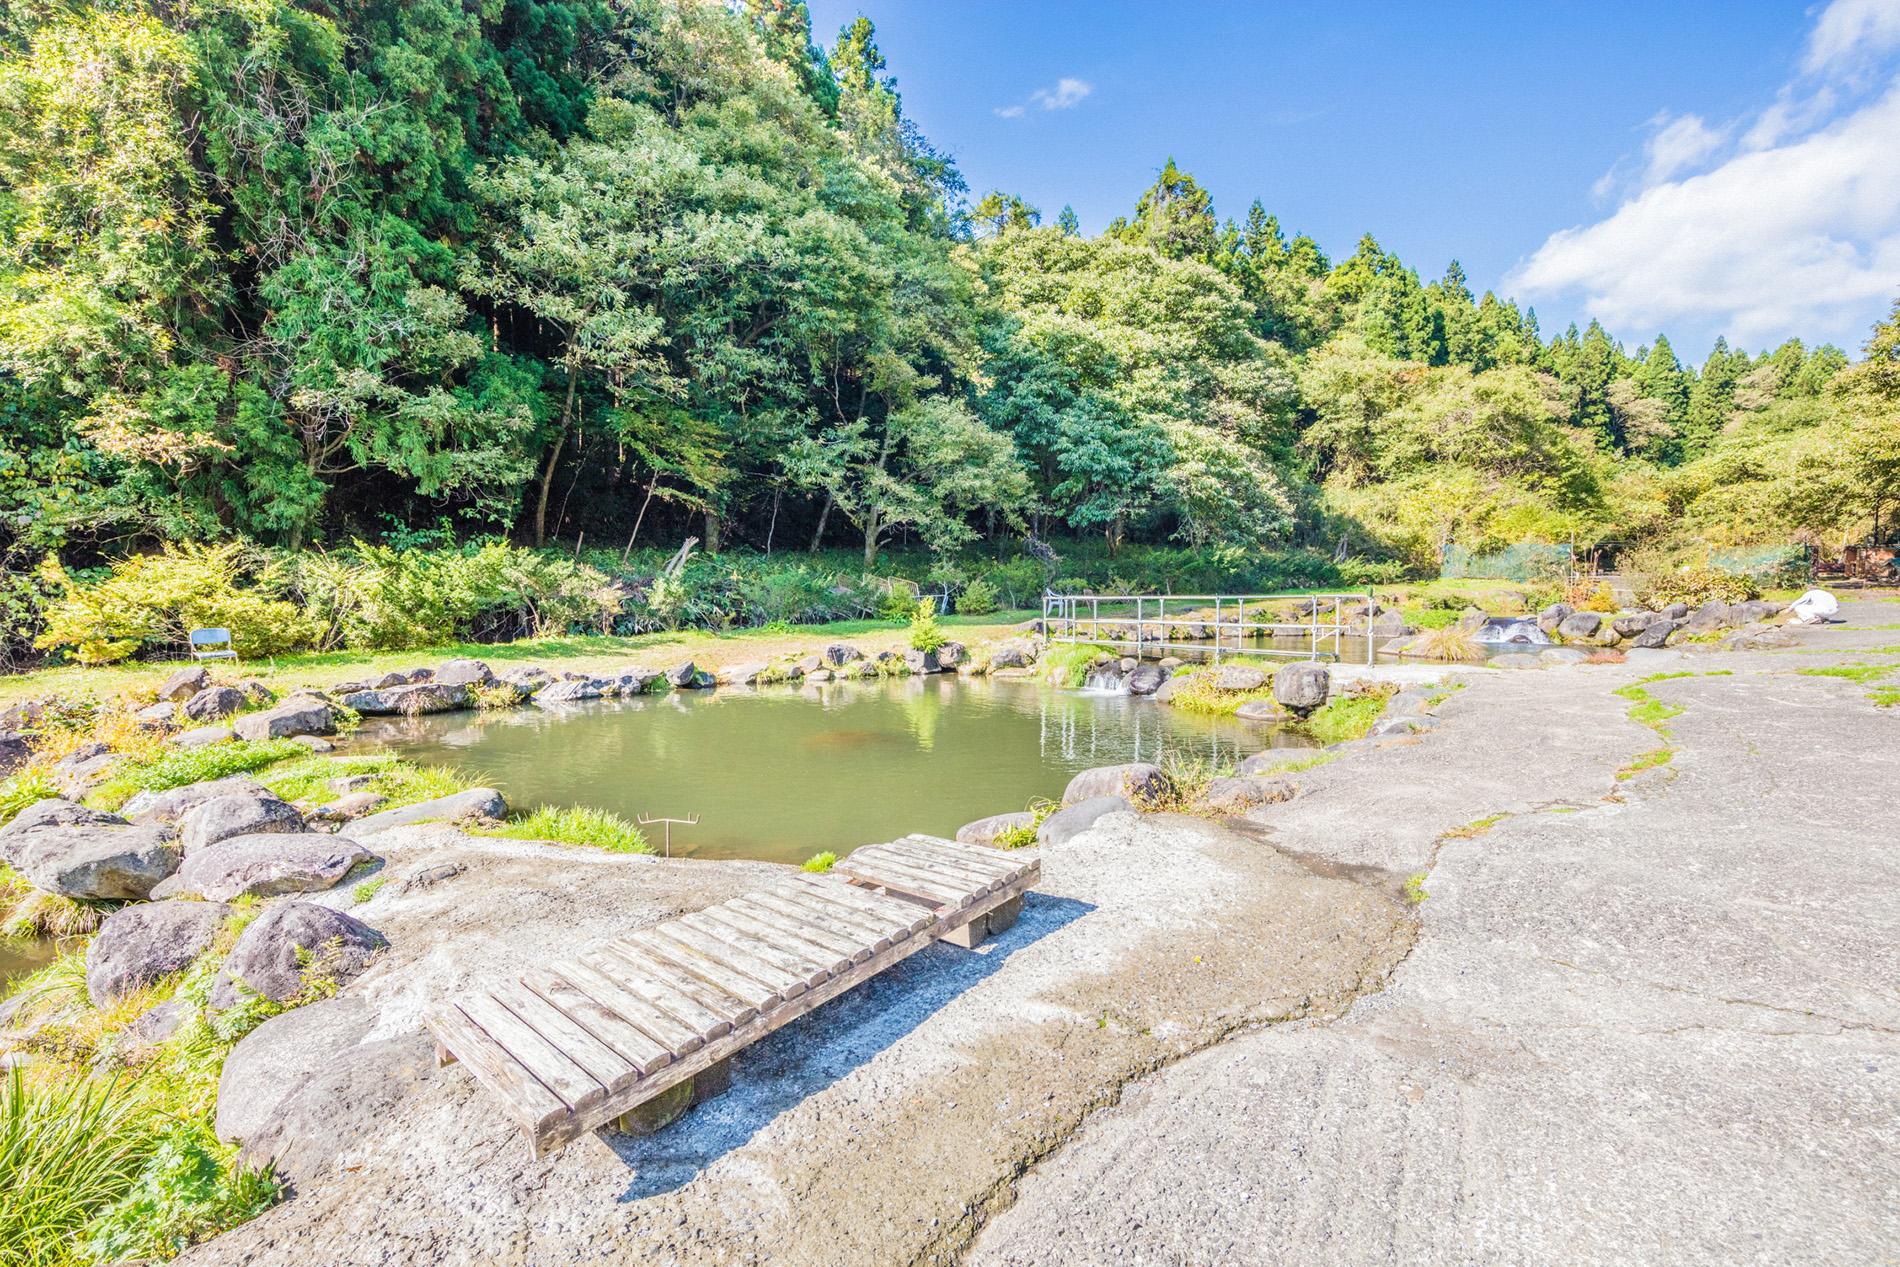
[424,835,1037,1157]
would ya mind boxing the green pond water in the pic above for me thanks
[364,677,1317,866]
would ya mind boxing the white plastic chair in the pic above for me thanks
[189,628,238,662]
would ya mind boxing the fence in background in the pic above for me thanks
[1041,592,1378,665]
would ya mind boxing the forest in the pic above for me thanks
[2,0,1898,660]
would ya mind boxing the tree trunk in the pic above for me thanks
[862,507,881,572]
[810,490,834,552]
[704,508,721,554]
[766,488,780,555]
[534,367,579,548]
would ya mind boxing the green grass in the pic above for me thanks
[1302,690,1392,744]
[1403,872,1429,903]
[1441,814,1506,839]
[89,739,308,811]
[1797,663,1896,684]
[479,805,651,854]
[1401,607,1458,630]
[1614,676,1690,738]
[352,875,388,904]
[801,851,836,873]
[1038,643,1113,689]
[0,768,59,826]
[1869,688,1900,708]
[0,1067,150,1267]
[1616,748,1676,779]
[1164,670,1279,717]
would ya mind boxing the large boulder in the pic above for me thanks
[937,641,967,668]
[1062,763,1170,806]
[1037,795,1133,847]
[9,825,178,899]
[1724,626,1798,651]
[498,666,557,694]
[433,658,495,688]
[156,665,212,702]
[1661,602,1690,620]
[239,1028,440,1184]
[1536,603,1575,635]
[234,699,334,742]
[1630,618,1681,649]
[237,681,277,708]
[1236,750,1312,776]
[1273,663,1331,713]
[154,833,376,902]
[988,646,1027,670]
[1209,664,1267,692]
[133,702,177,727]
[824,644,864,666]
[1125,663,1167,695]
[1151,673,1194,704]
[955,812,1036,846]
[342,787,506,837]
[1540,647,1592,666]
[1611,612,1658,637]
[86,900,233,1005]
[601,666,663,696]
[664,661,712,689]
[1199,776,1296,813]
[535,678,604,703]
[169,726,235,750]
[0,798,123,852]
[51,742,119,798]
[1232,700,1287,722]
[1732,599,1782,624]
[179,793,303,854]
[181,685,246,723]
[1682,600,1731,637]
[1556,611,1603,640]
[338,683,471,716]
[128,775,269,827]
[212,903,386,1009]
[216,997,372,1144]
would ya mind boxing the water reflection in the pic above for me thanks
[361,676,1316,865]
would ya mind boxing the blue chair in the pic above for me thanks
[189,628,238,663]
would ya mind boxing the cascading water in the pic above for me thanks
[1471,617,1550,645]
[1081,664,1128,693]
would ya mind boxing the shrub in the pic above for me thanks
[955,578,1000,616]
[1636,566,1758,609]
[36,544,319,665]
[1038,644,1105,689]
[481,806,651,854]
[82,1121,278,1264]
[907,595,947,653]
[995,799,1057,848]
[801,851,836,873]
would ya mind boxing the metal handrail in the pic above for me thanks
[1039,591,1380,666]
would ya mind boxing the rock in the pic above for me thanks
[179,794,303,853]
[1556,611,1602,639]
[1629,618,1681,649]
[234,699,335,742]
[86,900,233,1005]
[216,997,373,1144]
[342,788,506,837]
[287,735,334,754]
[795,654,825,676]
[1199,776,1296,812]
[1126,664,1167,695]
[157,665,212,702]
[156,833,376,902]
[956,812,1037,846]
[824,644,864,666]
[665,661,710,689]
[1368,714,1437,737]
[937,641,967,667]
[535,678,604,703]
[499,666,557,693]
[0,797,124,850]
[51,743,118,798]
[317,791,387,820]
[9,825,179,899]
[901,648,941,675]
[1273,663,1331,712]
[1063,763,1170,806]
[1037,796,1134,846]
[129,775,270,827]
[181,685,246,722]
[1722,627,1797,651]
[1541,647,1592,666]
[600,666,663,696]
[212,904,386,1009]
[134,701,177,726]
[1210,664,1267,692]
[128,997,195,1046]
[1733,599,1782,624]
[989,646,1027,670]
[1536,603,1575,635]
[0,730,26,776]
[170,725,236,749]
[1382,690,1432,716]
[338,682,472,716]
[1152,673,1193,704]
[240,1028,440,1184]
[1232,700,1287,722]
[1158,657,1184,668]
[1612,612,1659,637]
[1014,619,1046,635]
[1235,750,1313,776]
[433,658,495,688]
[1491,652,1544,669]
[1455,607,1488,631]
[328,775,377,795]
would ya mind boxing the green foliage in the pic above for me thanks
[1303,682,1396,744]
[0,1067,149,1267]
[482,806,650,854]
[89,739,305,810]
[1616,748,1675,779]
[1634,566,1759,609]
[82,1122,278,1264]
[352,875,388,905]
[954,578,1000,616]
[801,851,837,873]
[1797,663,1894,684]
[1038,644,1107,689]
[1164,670,1280,717]
[1402,873,1429,903]
[0,768,59,825]
[994,799,1058,849]
[906,594,947,653]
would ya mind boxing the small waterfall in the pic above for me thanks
[1082,664,1127,693]
[1472,618,1550,645]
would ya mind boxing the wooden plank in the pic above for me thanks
[726,897,874,961]
[491,977,643,1095]
[621,931,782,1012]
[521,968,673,1076]
[737,892,893,949]
[680,911,834,988]
[424,1002,565,1133]
[458,991,606,1114]
[649,922,807,999]
[901,835,1028,879]
[601,941,761,1030]
[870,845,1004,893]
[698,906,856,975]
[552,958,706,1056]
[790,874,937,931]
[834,856,974,907]
[577,949,734,1040]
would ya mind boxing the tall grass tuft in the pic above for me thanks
[0,769,59,827]
[1039,643,1109,689]
[0,1067,149,1267]
[1,886,111,939]
[482,805,651,854]
[1410,626,1486,663]
[1164,670,1280,718]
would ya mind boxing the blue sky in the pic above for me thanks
[805,0,1900,362]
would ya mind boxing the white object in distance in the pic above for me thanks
[1787,589,1840,625]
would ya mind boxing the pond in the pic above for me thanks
[0,934,63,994]
[363,677,1317,866]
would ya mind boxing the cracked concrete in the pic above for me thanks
[969,616,1900,1265]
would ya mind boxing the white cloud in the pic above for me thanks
[993,105,1024,118]
[1032,77,1092,109]
[1513,0,1900,347]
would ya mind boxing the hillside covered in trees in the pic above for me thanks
[2,0,1897,596]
